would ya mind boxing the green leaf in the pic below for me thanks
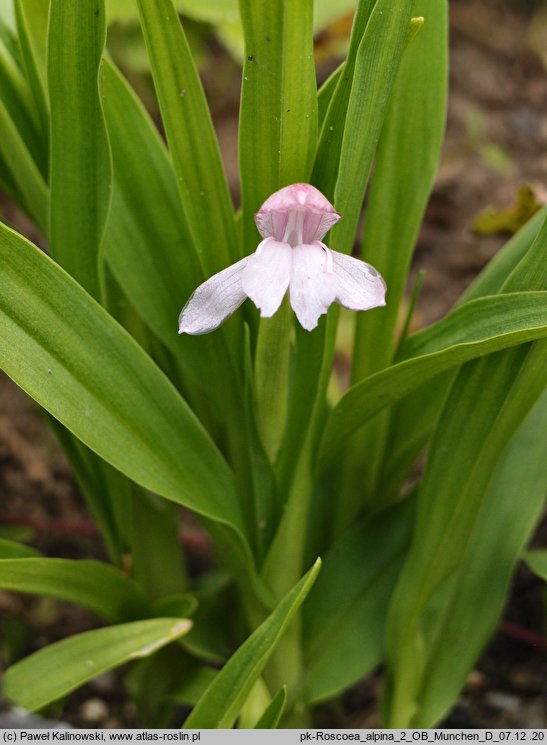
[337,0,447,522]
[183,559,321,729]
[312,0,376,199]
[320,292,547,466]
[0,225,251,553]
[355,0,447,362]
[331,0,415,247]
[523,548,547,582]
[0,98,48,230]
[48,0,111,299]
[254,686,287,728]
[14,0,50,137]
[503,210,547,293]
[215,1,358,63]
[4,618,192,712]
[317,63,343,129]
[384,340,547,727]
[0,558,149,622]
[100,59,200,343]
[410,388,547,726]
[238,0,317,252]
[0,539,41,559]
[302,499,413,703]
[0,33,46,175]
[99,60,236,418]
[383,211,547,500]
[459,207,547,304]
[136,0,237,274]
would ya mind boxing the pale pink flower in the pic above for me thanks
[178,183,386,334]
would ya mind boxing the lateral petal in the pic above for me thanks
[331,250,387,311]
[178,257,248,335]
[241,238,292,317]
[289,243,337,331]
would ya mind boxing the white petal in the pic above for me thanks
[331,250,386,311]
[241,238,292,317]
[178,257,248,335]
[289,243,337,331]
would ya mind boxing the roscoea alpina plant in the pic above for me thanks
[0,0,546,730]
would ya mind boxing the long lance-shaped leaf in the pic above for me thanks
[183,559,321,729]
[312,0,377,200]
[4,618,192,712]
[352,0,447,380]
[238,0,317,253]
[384,209,547,499]
[384,339,547,727]
[134,0,247,437]
[48,0,111,300]
[0,558,149,623]
[136,0,237,275]
[330,0,414,248]
[319,291,547,467]
[337,0,447,524]
[0,225,252,566]
[385,343,547,726]
[412,388,547,726]
[100,60,200,330]
[99,60,239,423]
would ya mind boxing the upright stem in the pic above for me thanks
[261,432,314,701]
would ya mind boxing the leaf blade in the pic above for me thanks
[0,225,248,544]
[48,0,111,299]
[183,559,321,729]
[0,558,149,622]
[320,292,547,465]
[4,618,192,712]
[411,388,547,725]
[136,0,237,274]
